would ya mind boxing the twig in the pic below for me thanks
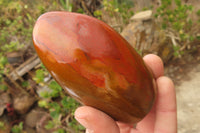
[180,43,188,51]
[8,64,24,82]
[110,24,123,28]
[4,72,28,95]
[165,31,182,57]
[9,55,40,80]
[61,114,71,123]
[165,32,180,41]
[80,0,93,16]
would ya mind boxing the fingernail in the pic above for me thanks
[74,108,94,132]
[75,114,93,131]
[75,116,89,127]
[74,107,88,119]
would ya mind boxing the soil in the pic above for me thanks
[165,49,200,133]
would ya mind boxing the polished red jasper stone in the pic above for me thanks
[33,11,156,123]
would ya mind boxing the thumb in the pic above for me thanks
[75,106,120,133]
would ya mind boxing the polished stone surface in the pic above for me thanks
[33,11,156,123]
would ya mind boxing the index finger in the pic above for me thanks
[154,77,177,133]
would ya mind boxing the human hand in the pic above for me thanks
[75,54,177,133]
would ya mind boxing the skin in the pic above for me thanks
[74,54,177,133]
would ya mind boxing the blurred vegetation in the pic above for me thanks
[102,0,134,24]
[154,0,200,57]
[0,0,85,132]
[0,0,62,89]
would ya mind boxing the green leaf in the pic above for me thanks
[188,19,193,26]
[50,110,60,119]
[45,121,54,130]
[48,80,62,98]
[180,50,184,55]
[53,128,66,133]
[0,84,8,91]
[61,96,79,114]
[68,118,85,131]
[77,8,84,13]
[11,122,23,133]
[40,91,50,98]
[38,100,48,108]
[49,90,60,98]
[189,36,194,41]
[49,102,61,112]
[168,14,174,22]
[61,96,69,108]
[21,81,29,87]
[0,121,5,129]
[49,81,62,91]
[175,0,181,6]
[196,9,200,16]
[40,63,46,69]
[162,23,167,29]
[154,13,158,18]
[34,69,45,83]
[94,10,102,17]
[173,45,180,51]
[196,36,200,40]
[188,5,193,11]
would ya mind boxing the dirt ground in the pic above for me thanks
[165,51,200,133]
[176,64,200,133]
